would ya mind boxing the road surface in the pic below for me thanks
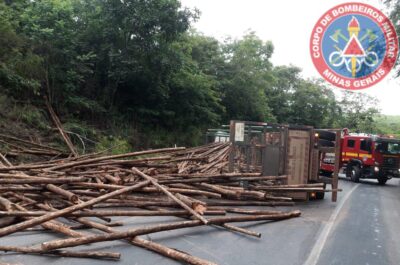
[1,177,399,265]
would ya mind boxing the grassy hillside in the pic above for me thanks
[0,93,131,161]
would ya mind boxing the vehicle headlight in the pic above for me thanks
[374,167,380,172]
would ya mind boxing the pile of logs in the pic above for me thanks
[0,141,324,264]
[0,133,67,159]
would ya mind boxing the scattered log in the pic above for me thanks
[0,181,150,237]
[41,211,301,251]
[0,246,120,260]
[45,98,78,157]
[46,184,79,204]
[0,153,12,167]
[0,209,226,217]
[0,141,320,264]
[75,213,218,265]
[0,177,87,184]
[47,147,185,171]
[220,223,261,238]
[132,167,209,225]
[131,237,218,265]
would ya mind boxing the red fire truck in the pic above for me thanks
[320,129,400,185]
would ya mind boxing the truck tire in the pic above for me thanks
[349,164,361,183]
[378,176,388,185]
[318,139,335,147]
[316,130,336,141]
[315,183,326,200]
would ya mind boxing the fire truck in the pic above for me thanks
[320,129,400,185]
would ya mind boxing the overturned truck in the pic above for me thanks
[207,121,341,201]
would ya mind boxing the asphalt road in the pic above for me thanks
[1,177,399,265]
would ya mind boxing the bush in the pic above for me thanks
[95,136,132,155]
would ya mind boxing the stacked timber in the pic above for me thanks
[0,140,326,264]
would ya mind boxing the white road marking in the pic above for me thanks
[304,183,360,265]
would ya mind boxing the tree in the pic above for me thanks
[220,32,275,122]
[17,0,81,103]
[266,65,301,123]
[287,79,338,127]
[0,1,41,98]
[0,1,383,148]
[388,0,400,77]
[161,33,224,143]
[336,91,380,132]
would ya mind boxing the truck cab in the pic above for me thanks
[321,130,400,185]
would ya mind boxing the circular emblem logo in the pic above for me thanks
[310,2,399,90]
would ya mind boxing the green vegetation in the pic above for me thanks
[389,0,400,77]
[0,0,398,151]
[376,115,400,138]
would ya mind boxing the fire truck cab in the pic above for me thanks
[321,129,400,185]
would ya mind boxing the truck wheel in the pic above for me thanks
[349,165,361,183]
[378,176,388,185]
[315,130,336,141]
[315,183,326,200]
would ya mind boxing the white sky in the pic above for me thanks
[180,0,400,115]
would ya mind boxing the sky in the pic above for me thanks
[180,0,400,115]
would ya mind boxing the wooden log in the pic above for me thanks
[37,219,87,238]
[174,193,207,214]
[225,208,284,215]
[10,149,62,157]
[0,180,150,237]
[132,167,209,225]
[11,191,113,230]
[158,172,262,178]
[41,211,301,251]
[7,194,87,238]
[93,202,180,208]
[0,246,120,260]
[263,195,293,201]
[103,174,121,185]
[227,176,287,181]
[0,196,13,211]
[256,183,324,188]
[0,186,43,191]
[158,177,212,184]
[0,210,226,217]
[0,164,52,171]
[23,221,124,232]
[75,216,218,265]
[46,184,79,204]
[69,182,222,199]
[0,153,12,167]
[131,237,218,265]
[198,183,238,198]
[204,199,295,206]
[0,177,86,184]
[253,187,333,192]
[149,206,259,238]
[141,187,222,199]
[0,172,36,178]
[45,98,78,157]
[47,147,185,171]
[0,133,64,153]
[72,160,172,169]
[219,223,261,238]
